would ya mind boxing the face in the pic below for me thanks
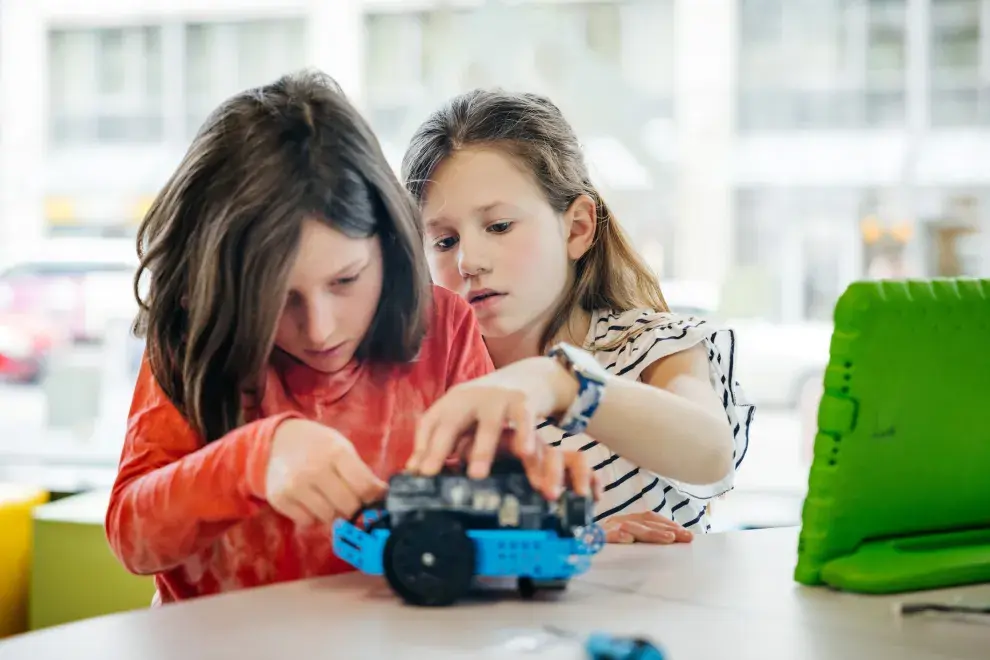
[421,147,594,340]
[274,218,383,373]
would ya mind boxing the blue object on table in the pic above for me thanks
[331,457,606,607]
[585,632,665,660]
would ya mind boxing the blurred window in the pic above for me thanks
[48,26,164,144]
[184,19,307,138]
[930,0,988,126]
[738,0,907,130]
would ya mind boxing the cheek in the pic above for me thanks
[506,228,565,281]
[347,270,384,328]
[427,252,459,288]
[273,310,297,348]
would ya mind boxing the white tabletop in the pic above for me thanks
[0,527,986,660]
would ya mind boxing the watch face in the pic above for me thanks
[558,343,608,381]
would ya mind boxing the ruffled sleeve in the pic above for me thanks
[589,309,755,499]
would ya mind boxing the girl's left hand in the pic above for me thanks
[406,357,580,499]
[601,512,694,544]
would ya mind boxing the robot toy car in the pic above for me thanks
[331,456,606,606]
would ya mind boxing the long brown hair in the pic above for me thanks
[401,89,668,352]
[134,70,430,444]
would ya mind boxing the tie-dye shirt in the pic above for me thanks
[105,286,493,604]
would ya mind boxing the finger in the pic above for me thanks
[322,468,364,521]
[561,451,592,498]
[467,403,509,480]
[452,433,473,462]
[407,408,441,473]
[538,447,565,501]
[649,520,693,543]
[333,450,389,504]
[513,428,546,493]
[633,512,695,542]
[604,524,634,544]
[298,481,338,525]
[273,497,318,528]
[505,397,537,459]
[419,413,476,476]
[591,471,604,502]
[619,520,676,544]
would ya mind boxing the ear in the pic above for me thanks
[562,194,596,261]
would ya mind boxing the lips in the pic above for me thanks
[467,289,504,304]
[305,341,346,358]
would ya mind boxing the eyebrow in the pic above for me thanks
[424,202,520,231]
[288,257,365,293]
[330,257,367,278]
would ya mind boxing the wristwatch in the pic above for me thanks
[546,342,609,435]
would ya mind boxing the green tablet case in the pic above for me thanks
[795,278,990,594]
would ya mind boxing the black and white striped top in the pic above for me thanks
[539,308,754,532]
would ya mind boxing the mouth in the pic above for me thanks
[467,289,505,305]
[305,341,347,358]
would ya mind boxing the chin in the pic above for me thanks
[289,347,356,374]
[475,315,528,340]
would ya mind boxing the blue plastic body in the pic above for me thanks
[585,632,666,660]
[332,509,604,581]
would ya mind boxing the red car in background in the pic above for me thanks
[0,238,137,382]
[0,313,64,383]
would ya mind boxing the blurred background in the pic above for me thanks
[0,0,988,533]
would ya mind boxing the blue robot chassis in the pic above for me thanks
[332,457,606,606]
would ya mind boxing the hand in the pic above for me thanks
[406,357,579,498]
[556,449,603,502]
[449,434,602,502]
[264,418,387,527]
[601,511,695,544]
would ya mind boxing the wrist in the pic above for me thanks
[534,355,580,418]
[247,412,304,500]
[544,343,610,436]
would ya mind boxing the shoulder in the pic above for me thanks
[405,285,491,391]
[415,285,483,363]
[428,284,474,326]
[589,308,714,374]
[421,285,474,347]
[590,308,755,495]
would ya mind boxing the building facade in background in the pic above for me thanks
[0,0,987,323]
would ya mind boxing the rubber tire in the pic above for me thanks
[518,577,568,599]
[383,512,476,607]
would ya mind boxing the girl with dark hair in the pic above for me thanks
[106,71,595,604]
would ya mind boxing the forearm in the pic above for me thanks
[538,357,734,485]
[105,413,293,575]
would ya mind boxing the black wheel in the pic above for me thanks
[518,577,568,599]
[383,512,475,607]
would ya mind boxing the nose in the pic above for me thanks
[302,297,335,347]
[456,232,491,278]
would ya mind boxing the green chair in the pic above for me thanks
[29,490,155,630]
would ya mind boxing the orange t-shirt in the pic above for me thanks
[105,286,493,603]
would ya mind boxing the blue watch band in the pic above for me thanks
[548,343,608,435]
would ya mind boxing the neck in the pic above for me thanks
[485,306,592,369]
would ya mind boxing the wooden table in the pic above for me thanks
[0,527,986,659]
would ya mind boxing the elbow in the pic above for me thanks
[693,420,735,485]
[105,495,168,576]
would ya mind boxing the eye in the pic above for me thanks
[433,235,459,251]
[487,220,513,234]
[331,273,360,288]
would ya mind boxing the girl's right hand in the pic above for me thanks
[264,418,388,526]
